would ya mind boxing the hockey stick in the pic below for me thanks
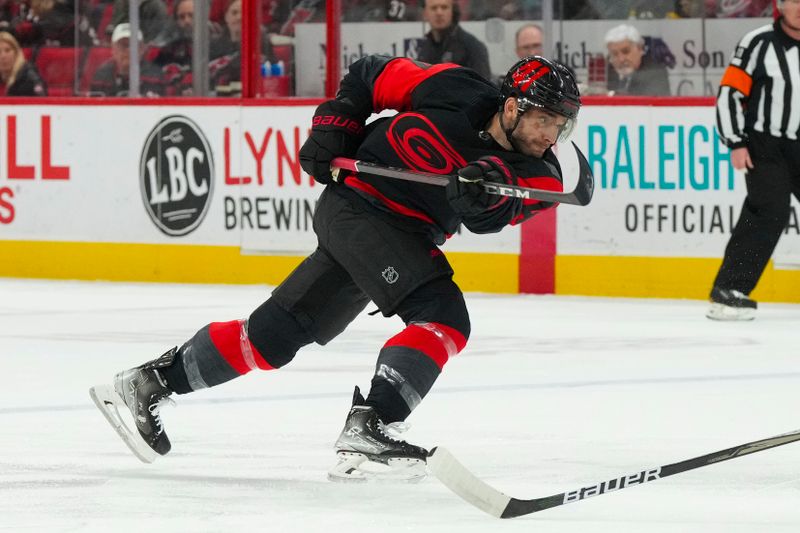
[330,141,595,206]
[427,427,800,519]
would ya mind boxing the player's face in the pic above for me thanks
[425,0,454,32]
[607,39,644,76]
[513,109,567,158]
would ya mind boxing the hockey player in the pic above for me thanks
[90,54,581,480]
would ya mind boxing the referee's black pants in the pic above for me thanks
[713,131,800,295]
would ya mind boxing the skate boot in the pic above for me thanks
[706,287,757,321]
[328,386,429,483]
[89,348,177,463]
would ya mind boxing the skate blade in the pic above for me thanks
[89,385,157,464]
[707,303,755,321]
[327,451,427,483]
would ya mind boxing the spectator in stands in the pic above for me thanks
[717,0,772,17]
[417,0,491,80]
[342,0,419,21]
[0,1,21,29]
[668,0,718,18]
[14,0,98,47]
[556,0,601,19]
[90,23,165,96]
[110,0,168,43]
[604,24,670,96]
[515,23,543,59]
[209,0,276,97]
[627,0,675,18]
[0,29,46,95]
[210,0,291,34]
[279,0,326,37]
[154,0,194,68]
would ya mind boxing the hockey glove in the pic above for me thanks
[299,99,366,185]
[447,156,514,216]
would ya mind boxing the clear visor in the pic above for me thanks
[517,97,578,143]
[558,117,577,143]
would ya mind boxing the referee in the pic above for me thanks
[709,0,800,321]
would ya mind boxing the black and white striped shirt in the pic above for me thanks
[717,20,800,148]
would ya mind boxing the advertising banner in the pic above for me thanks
[562,105,800,268]
[0,104,519,256]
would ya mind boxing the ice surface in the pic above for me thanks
[1,278,799,532]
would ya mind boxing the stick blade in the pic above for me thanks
[569,141,595,206]
[427,447,511,518]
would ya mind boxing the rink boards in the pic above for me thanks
[1,99,799,302]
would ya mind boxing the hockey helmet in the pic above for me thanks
[500,56,581,142]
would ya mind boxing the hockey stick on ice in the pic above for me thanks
[427,427,800,519]
[331,141,595,206]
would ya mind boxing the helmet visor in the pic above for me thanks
[517,97,578,143]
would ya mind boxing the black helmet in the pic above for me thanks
[500,56,581,142]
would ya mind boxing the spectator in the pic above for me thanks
[417,0,491,80]
[209,0,276,97]
[342,0,419,21]
[210,0,293,33]
[110,0,168,43]
[668,0,718,18]
[90,23,165,96]
[0,1,22,29]
[717,0,773,17]
[628,0,674,18]
[556,0,601,19]
[154,0,194,68]
[515,23,543,59]
[0,29,46,96]
[279,0,326,37]
[604,24,670,96]
[14,0,98,47]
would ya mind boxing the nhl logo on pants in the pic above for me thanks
[382,266,399,284]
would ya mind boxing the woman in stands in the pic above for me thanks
[0,30,46,96]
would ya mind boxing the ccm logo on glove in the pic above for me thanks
[311,115,365,135]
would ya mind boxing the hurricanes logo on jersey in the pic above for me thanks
[386,113,467,174]
[140,115,214,237]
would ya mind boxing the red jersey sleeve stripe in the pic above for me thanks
[372,59,460,112]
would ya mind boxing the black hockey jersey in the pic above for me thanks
[336,56,564,245]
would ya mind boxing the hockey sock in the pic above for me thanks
[159,319,273,394]
[366,322,466,423]
[159,300,314,394]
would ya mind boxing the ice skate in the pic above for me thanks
[328,386,429,483]
[89,348,177,463]
[706,287,757,321]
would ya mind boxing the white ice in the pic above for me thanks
[1,278,799,533]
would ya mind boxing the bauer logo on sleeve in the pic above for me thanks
[140,115,214,237]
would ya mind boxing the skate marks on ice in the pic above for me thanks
[3,281,800,531]
[3,370,800,416]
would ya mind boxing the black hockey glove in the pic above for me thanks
[299,99,366,185]
[447,156,514,216]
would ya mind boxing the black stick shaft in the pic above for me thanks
[501,428,800,518]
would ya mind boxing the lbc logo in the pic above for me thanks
[140,115,214,236]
